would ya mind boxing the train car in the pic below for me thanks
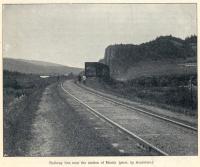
[85,62,110,79]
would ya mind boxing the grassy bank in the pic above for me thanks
[3,70,65,156]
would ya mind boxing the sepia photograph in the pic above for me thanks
[2,2,198,158]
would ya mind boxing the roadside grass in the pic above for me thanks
[3,70,66,156]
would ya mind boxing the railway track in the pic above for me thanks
[76,82,197,131]
[61,80,197,156]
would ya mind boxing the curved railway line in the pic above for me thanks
[76,83,197,131]
[61,80,197,156]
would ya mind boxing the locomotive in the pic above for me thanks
[85,62,110,79]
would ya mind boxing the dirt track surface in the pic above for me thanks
[27,83,120,156]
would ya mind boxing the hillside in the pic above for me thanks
[3,58,82,76]
[102,35,197,80]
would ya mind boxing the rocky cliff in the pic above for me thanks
[103,35,197,80]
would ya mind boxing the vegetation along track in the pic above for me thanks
[61,80,197,156]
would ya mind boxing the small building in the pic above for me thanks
[85,62,110,79]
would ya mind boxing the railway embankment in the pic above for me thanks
[3,71,59,156]
[3,71,121,156]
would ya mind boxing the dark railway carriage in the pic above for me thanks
[85,62,110,79]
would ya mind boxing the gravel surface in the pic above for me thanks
[82,79,197,127]
[27,83,121,156]
[63,80,198,156]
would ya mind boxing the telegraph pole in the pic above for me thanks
[189,76,193,110]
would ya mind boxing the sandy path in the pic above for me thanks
[27,83,119,156]
[28,85,70,156]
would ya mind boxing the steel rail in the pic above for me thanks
[61,83,169,156]
[76,83,197,132]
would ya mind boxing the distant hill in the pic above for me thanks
[3,58,82,76]
[102,35,197,80]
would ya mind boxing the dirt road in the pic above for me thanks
[27,83,120,156]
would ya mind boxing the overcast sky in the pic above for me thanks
[3,4,197,68]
